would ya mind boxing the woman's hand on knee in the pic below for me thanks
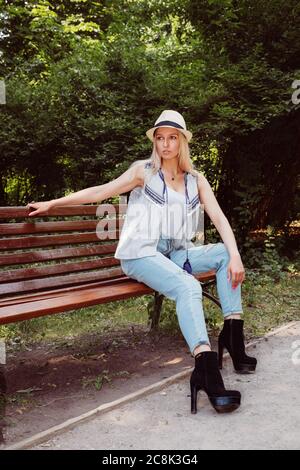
[227,256,245,289]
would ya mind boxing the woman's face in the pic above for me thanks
[154,127,180,161]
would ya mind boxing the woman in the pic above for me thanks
[27,109,257,414]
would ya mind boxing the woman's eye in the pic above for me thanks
[157,136,177,140]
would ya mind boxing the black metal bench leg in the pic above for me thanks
[202,290,221,308]
[201,280,222,309]
[149,292,165,331]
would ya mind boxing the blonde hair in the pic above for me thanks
[130,131,198,184]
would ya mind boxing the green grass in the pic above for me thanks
[1,270,299,348]
[0,296,151,346]
[239,271,300,338]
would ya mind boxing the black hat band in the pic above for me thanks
[154,120,184,130]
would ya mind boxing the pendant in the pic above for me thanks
[183,258,192,274]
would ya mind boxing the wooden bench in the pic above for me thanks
[0,204,221,331]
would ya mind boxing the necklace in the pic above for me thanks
[170,172,180,180]
[162,166,180,181]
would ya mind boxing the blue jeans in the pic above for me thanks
[120,237,243,355]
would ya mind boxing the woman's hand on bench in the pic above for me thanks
[26,200,54,216]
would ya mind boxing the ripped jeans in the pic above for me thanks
[120,237,243,355]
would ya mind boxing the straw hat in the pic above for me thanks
[146,109,192,143]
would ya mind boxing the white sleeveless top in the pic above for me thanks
[114,162,202,259]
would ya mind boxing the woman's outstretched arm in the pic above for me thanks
[27,162,144,217]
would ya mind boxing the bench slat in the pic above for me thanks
[0,219,124,235]
[0,243,118,266]
[0,276,129,307]
[0,204,127,218]
[0,270,216,306]
[0,230,120,250]
[0,281,159,324]
[0,266,124,296]
[0,256,120,282]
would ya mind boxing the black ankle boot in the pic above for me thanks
[190,351,241,414]
[218,319,257,373]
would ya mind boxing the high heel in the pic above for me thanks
[190,351,241,414]
[190,383,199,414]
[218,319,257,373]
[218,342,224,369]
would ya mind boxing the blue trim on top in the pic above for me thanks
[189,196,200,210]
[145,184,165,205]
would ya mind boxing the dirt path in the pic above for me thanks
[1,325,203,446]
[15,322,300,450]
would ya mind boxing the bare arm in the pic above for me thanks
[197,171,241,258]
[27,162,144,216]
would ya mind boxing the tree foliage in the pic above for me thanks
[0,0,299,249]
